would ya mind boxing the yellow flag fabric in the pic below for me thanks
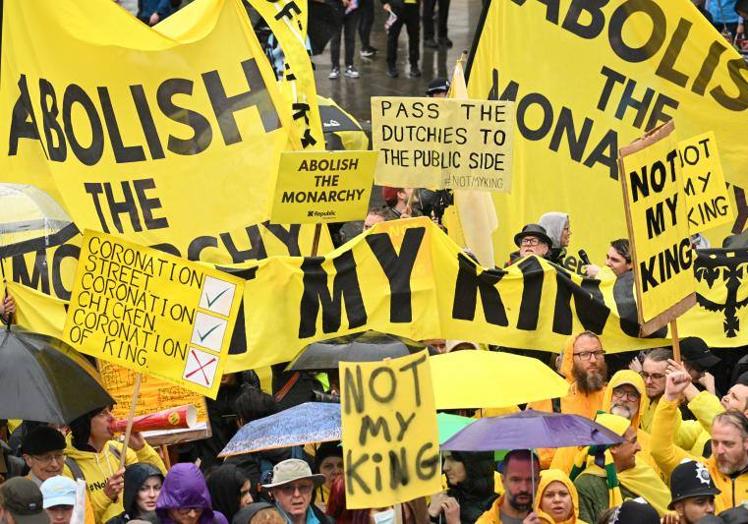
[1,0,298,265]
[450,60,499,267]
[248,0,325,150]
[467,0,748,268]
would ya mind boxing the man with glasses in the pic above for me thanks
[513,224,552,260]
[639,349,713,456]
[263,459,331,524]
[21,427,67,487]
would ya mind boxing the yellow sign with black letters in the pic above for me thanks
[63,231,244,398]
[271,151,377,224]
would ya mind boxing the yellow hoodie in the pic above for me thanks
[534,469,588,524]
[63,438,166,524]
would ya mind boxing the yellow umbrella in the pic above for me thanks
[430,350,569,409]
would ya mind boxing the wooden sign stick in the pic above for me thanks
[120,373,143,470]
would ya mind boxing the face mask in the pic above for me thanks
[373,509,395,524]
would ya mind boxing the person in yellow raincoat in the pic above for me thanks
[527,469,588,524]
[62,407,166,524]
[572,413,670,523]
[651,371,748,513]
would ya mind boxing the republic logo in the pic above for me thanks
[694,249,748,337]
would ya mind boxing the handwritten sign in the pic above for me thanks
[270,150,377,223]
[371,97,514,191]
[63,231,244,398]
[340,351,440,509]
[619,121,696,334]
[678,131,734,234]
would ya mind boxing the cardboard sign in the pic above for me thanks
[619,122,696,334]
[99,360,212,445]
[678,132,734,235]
[270,150,377,223]
[371,97,514,191]
[340,351,440,509]
[63,231,244,398]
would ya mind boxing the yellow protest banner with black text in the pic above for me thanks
[467,0,748,267]
[371,97,514,191]
[226,218,672,372]
[619,122,696,333]
[0,0,299,265]
[678,131,734,234]
[63,231,244,398]
[271,151,377,223]
[340,351,440,508]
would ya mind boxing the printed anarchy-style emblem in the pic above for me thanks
[694,249,748,338]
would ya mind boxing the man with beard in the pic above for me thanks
[531,332,608,419]
[476,450,539,523]
[651,371,748,512]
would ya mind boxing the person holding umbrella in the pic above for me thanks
[21,426,66,487]
[1,293,15,323]
[63,406,166,524]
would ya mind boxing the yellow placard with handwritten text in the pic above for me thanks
[340,351,440,509]
[63,231,244,398]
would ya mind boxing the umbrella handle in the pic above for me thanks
[1,263,10,332]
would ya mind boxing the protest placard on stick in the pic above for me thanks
[618,121,696,338]
[371,97,514,191]
[340,351,440,509]
[63,231,244,398]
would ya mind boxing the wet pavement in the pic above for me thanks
[314,0,483,125]
[121,0,482,125]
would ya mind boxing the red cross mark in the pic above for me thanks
[185,350,217,386]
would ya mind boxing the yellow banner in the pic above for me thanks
[340,351,440,508]
[620,123,695,325]
[371,97,514,191]
[467,0,748,266]
[271,151,377,223]
[247,0,324,150]
[63,231,244,398]
[678,131,734,234]
[0,0,298,265]
[227,218,671,372]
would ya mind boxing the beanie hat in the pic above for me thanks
[21,426,66,456]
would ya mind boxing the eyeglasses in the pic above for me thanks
[573,350,605,361]
[31,452,64,465]
[612,389,641,401]
[278,483,314,496]
[520,238,541,247]
[640,371,666,381]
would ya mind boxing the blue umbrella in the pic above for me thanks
[219,402,340,457]
[441,410,624,451]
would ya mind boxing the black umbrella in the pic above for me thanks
[286,330,434,371]
[0,328,114,424]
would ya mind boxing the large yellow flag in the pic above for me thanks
[1,0,298,264]
[450,60,499,267]
[467,0,748,270]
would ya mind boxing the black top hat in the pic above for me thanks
[513,224,552,248]
[668,460,721,509]
[681,337,720,369]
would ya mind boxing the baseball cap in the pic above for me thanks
[0,478,50,524]
[681,337,720,369]
[40,476,77,509]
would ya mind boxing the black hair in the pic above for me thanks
[610,239,631,263]
[206,463,250,522]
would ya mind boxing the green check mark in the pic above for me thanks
[197,323,221,343]
[206,288,230,308]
